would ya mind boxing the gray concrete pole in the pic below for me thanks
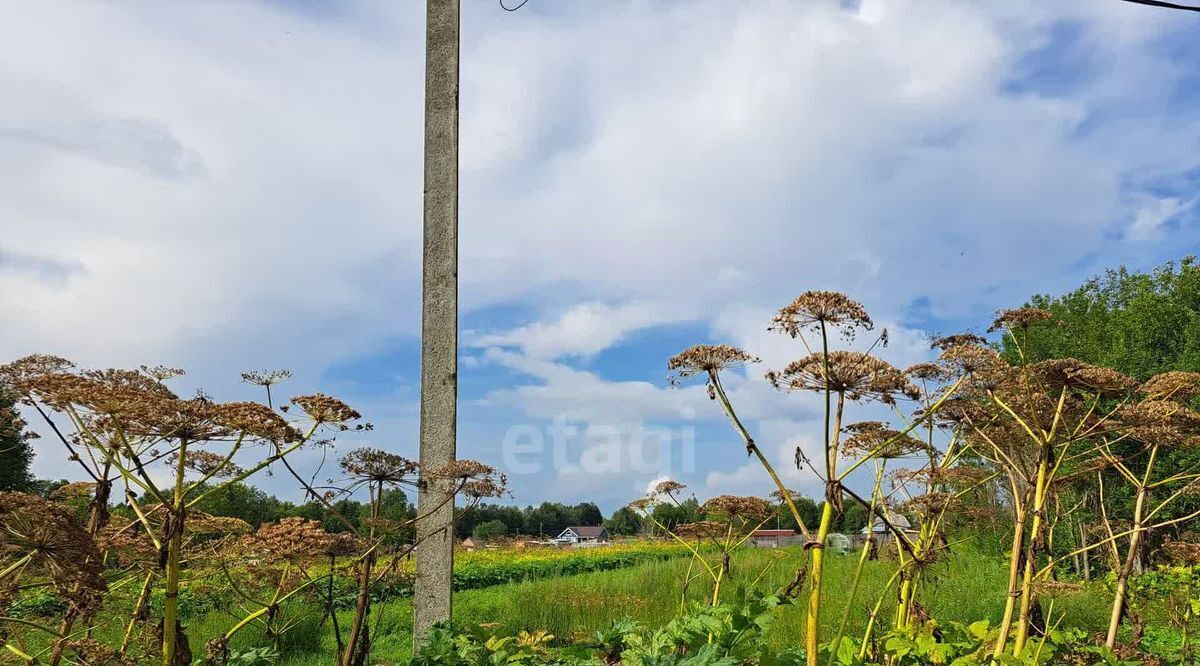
[413,0,459,645]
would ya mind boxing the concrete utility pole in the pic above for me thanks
[413,0,459,644]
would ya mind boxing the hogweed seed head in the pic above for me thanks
[988,307,1055,332]
[241,369,293,387]
[291,393,361,425]
[1140,371,1200,402]
[667,345,759,381]
[770,291,873,339]
[767,351,917,403]
[651,479,687,498]
[928,333,988,350]
[1027,359,1136,396]
[340,448,419,484]
[217,401,301,442]
[674,520,726,539]
[702,495,773,522]
[840,422,930,460]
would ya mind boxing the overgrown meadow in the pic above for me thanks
[5,270,1200,665]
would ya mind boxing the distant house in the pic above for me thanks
[861,511,919,546]
[748,529,803,548]
[555,526,609,544]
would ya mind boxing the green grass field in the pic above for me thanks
[6,537,1136,664]
[166,541,1118,665]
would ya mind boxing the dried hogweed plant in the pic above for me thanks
[955,311,1200,657]
[626,483,778,611]
[0,356,351,665]
[671,292,966,666]
[232,377,505,666]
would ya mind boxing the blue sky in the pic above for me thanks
[2,1,1199,513]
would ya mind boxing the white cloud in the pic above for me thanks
[1128,196,1194,241]
[469,300,692,360]
[4,1,1200,505]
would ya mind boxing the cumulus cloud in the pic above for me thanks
[4,0,1200,505]
[470,300,693,359]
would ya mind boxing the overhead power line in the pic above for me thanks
[1118,0,1200,12]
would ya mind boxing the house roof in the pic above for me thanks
[751,530,797,537]
[562,525,607,538]
[863,511,914,533]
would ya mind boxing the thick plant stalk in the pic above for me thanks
[1106,446,1156,647]
[825,463,885,666]
[161,440,190,666]
[121,571,155,652]
[806,502,834,663]
[1012,456,1049,656]
[807,377,844,666]
[992,492,1028,658]
[342,482,382,666]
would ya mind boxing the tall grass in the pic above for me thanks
[263,541,1109,664]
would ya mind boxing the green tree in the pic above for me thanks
[472,519,508,541]
[1007,256,1200,532]
[1012,256,1200,378]
[0,387,34,491]
[191,481,294,527]
[605,506,643,536]
[569,501,604,526]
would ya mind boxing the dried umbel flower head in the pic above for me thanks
[769,488,803,504]
[241,369,293,387]
[674,520,726,539]
[988,307,1055,332]
[139,365,185,382]
[123,396,227,441]
[426,459,508,498]
[767,351,918,403]
[938,345,1004,377]
[702,495,773,522]
[188,513,254,536]
[667,345,759,381]
[1125,424,1200,449]
[651,479,687,499]
[1163,539,1200,564]
[770,291,873,339]
[840,422,929,460]
[462,476,509,499]
[929,333,988,351]
[1141,371,1200,402]
[1120,400,1200,432]
[50,481,99,501]
[217,401,300,442]
[899,492,957,517]
[341,448,419,484]
[242,517,359,562]
[0,354,75,391]
[429,459,493,480]
[168,449,244,479]
[905,362,951,382]
[0,492,106,615]
[291,393,361,425]
[1027,359,1136,396]
[627,497,656,512]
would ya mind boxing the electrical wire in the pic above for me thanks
[1118,0,1200,12]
